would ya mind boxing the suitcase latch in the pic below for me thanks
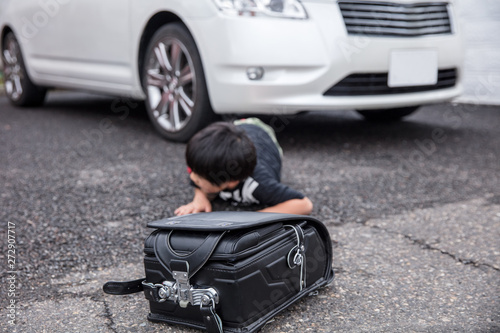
[142,279,222,333]
[142,277,219,309]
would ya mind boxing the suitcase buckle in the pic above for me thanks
[172,270,191,307]
[142,279,219,308]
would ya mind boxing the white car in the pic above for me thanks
[1,0,463,141]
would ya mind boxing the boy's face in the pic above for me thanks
[190,172,239,195]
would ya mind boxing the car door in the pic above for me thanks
[20,0,132,89]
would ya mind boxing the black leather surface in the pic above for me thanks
[106,212,334,333]
[154,231,226,278]
[167,222,283,255]
[103,278,145,295]
[147,212,333,281]
[201,304,223,333]
[145,223,333,332]
[147,211,315,231]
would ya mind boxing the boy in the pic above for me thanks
[174,118,313,216]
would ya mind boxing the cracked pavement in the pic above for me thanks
[1,91,499,332]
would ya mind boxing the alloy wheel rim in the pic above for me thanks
[2,36,24,101]
[146,38,196,133]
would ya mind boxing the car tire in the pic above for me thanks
[2,32,47,107]
[356,106,419,121]
[142,23,215,142]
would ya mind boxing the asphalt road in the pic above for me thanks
[1,91,499,332]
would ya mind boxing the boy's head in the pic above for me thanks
[186,121,257,193]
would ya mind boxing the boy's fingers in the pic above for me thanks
[174,205,185,214]
[175,204,192,216]
[175,202,212,216]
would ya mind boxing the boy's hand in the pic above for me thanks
[174,201,212,215]
[174,188,213,216]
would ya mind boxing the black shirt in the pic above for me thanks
[218,124,305,206]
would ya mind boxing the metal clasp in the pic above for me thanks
[142,280,175,303]
[172,270,191,307]
[142,280,219,308]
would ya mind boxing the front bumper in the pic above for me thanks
[190,1,463,114]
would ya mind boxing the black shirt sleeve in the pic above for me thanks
[251,168,305,206]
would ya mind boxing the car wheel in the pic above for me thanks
[142,23,215,142]
[356,106,419,121]
[2,32,47,106]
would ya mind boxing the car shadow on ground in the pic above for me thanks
[255,107,466,150]
[42,91,150,119]
[22,91,468,148]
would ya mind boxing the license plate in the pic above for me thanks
[388,50,438,87]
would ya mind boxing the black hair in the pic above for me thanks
[186,122,257,186]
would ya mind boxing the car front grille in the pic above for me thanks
[338,1,452,37]
[323,68,457,96]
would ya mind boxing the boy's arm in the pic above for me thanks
[258,197,313,215]
[175,188,213,216]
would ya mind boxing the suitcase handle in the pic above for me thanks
[154,230,226,279]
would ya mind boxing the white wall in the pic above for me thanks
[456,0,500,105]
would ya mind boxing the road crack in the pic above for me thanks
[369,225,500,272]
[91,295,118,333]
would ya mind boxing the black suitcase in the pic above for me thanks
[104,211,334,333]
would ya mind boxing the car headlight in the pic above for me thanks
[213,0,308,19]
